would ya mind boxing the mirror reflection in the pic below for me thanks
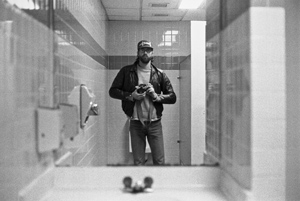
[3,0,295,200]
[2,0,215,167]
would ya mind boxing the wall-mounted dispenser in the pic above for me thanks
[37,108,63,153]
[36,105,80,153]
[68,84,98,129]
[59,103,79,139]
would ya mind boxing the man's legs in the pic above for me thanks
[147,120,165,165]
[130,120,146,165]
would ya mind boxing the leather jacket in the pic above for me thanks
[109,61,176,118]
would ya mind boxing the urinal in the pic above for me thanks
[68,84,99,129]
[80,84,98,128]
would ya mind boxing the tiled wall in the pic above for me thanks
[206,0,290,200]
[107,21,191,165]
[0,3,53,201]
[206,0,252,190]
[250,6,286,201]
[205,0,222,164]
[205,37,221,163]
[53,0,108,167]
[221,8,251,190]
[0,1,108,200]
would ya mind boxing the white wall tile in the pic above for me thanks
[250,6,287,201]
[252,176,285,201]
[0,1,109,200]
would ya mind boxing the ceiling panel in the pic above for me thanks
[109,15,140,21]
[101,0,206,21]
[101,0,140,9]
[142,9,186,17]
[142,0,180,9]
[142,16,182,21]
[106,9,139,16]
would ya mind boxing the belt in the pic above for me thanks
[131,118,161,125]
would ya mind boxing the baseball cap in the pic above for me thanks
[137,40,153,50]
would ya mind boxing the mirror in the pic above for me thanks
[8,0,215,167]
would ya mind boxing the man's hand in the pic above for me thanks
[145,83,159,100]
[132,88,146,100]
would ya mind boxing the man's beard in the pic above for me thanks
[139,54,153,64]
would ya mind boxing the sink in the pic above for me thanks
[43,187,226,201]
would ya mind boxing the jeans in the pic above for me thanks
[130,119,165,165]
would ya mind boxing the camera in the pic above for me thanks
[136,84,149,94]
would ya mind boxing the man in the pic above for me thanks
[109,40,177,165]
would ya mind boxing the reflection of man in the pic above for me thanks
[109,40,176,165]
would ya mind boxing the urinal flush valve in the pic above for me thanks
[88,103,99,116]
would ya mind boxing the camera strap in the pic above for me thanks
[136,98,154,126]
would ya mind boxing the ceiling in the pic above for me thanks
[101,0,206,21]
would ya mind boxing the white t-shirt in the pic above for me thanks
[132,66,158,121]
